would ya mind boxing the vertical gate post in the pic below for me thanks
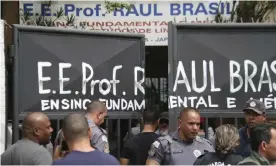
[0,19,6,154]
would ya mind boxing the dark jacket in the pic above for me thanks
[194,152,243,165]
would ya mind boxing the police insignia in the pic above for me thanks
[193,149,202,158]
[250,101,257,107]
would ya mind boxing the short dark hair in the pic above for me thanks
[142,109,159,125]
[62,113,89,142]
[250,123,276,151]
[179,107,199,119]
[86,100,106,113]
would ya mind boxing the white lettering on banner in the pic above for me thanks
[170,60,276,109]
[173,61,220,93]
[37,62,145,111]
[41,98,145,111]
[19,1,234,46]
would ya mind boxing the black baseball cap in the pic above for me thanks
[160,112,168,120]
[243,99,266,115]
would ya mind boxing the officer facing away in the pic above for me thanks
[85,101,109,153]
[146,107,214,165]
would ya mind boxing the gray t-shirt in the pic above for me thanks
[1,139,53,165]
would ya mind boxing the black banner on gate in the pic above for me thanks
[168,23,276,112]
[14,25,145,114]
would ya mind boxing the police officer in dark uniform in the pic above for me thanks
[85,101,109,153]
[146,107,214,165]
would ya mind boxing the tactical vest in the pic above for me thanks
[162,135,206,165]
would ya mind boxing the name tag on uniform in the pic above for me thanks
[193,150,202,158]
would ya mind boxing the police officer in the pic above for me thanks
[85,100,109,153]
[146,107,214,165]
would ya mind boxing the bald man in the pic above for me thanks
[53,113,119,165]
[146,108,214,165]
[1,112,53,165]
[85,101,109,153]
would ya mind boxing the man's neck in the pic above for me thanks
[142,125,156,133]
[87,116,98,126]
[178,130,192,142]
[22,137,39,144]
[69,139,94,152]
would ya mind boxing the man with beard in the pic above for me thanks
[146,107,214,165]
[1,112,53,165]
[155,112,169,136]
[235,99,266,158]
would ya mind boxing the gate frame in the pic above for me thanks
[168,22,276,132]
[12,24,145,144]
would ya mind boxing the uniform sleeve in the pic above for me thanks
[147,139,166,164]
[91,128,109,153]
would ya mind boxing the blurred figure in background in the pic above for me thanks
[194,124,243,165]
[155,112,169,136]
[123,119,141,142]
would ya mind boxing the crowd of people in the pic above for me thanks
[1,99,276,165]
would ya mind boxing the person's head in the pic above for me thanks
[142,109,159,128]
[243,99,266,128]
[22,112,53,145]
[178,107,201,141]
[86,100,107,126]
[215,124,240,156]
[250,123,276,161]
[158,112,169,136]
[62,113,91,148]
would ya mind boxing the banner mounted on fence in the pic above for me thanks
[19,1,233,46]
[13,25,145,114]
[168,23,276,112]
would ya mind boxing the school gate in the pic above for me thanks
[9,25,145,157]
[6,23,276,158]
[168,23,276,134]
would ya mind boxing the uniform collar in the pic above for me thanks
[171,130,194,144]
[252,151,270,165]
